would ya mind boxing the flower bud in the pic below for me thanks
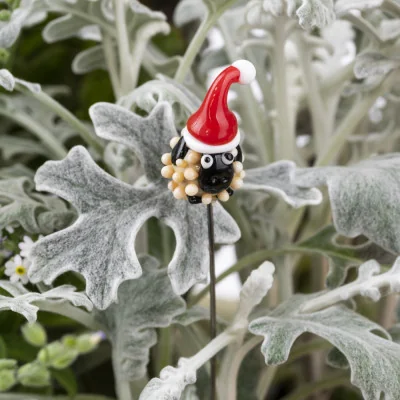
[21,322,47,347]
[0,359,17,370]
[0,10,11,22]
[17,362,50,388]
[0,368,16,392]
[38,342,78,369]
[75,332,103,354]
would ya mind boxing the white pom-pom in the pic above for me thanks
[232,60,256,84]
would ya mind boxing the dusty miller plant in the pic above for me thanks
[0,0,400,399]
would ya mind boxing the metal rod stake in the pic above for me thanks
[207,203,217,400]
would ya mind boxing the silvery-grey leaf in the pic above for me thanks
[173,306,210,326]
[295,154,400,254]
[379,19,400,41]
[0,293,41,323]
[0,0,33,48]
[0,135,51,160]
[0,177,75,234]
[43,14,91,43]
[354,52,400,79]
[72,45,107,75]
[144,43,182,79]
[296,0,335,29]
[244,161,323,208]
[39,285,93,310]
[89,102,176,183]
[96,255,185,381]
[29,146,240,309]
[139,358,196,400]
[335,0,383,15]
[173,0,207,27]
[119,77,200,124]
[0,164,34,179]
[249,295,400,400]
[295,225,395,288]
[0,68,41,93]
[0,281,91,322]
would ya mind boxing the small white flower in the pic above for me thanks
[18,235,43,258]
[5,255,30,284]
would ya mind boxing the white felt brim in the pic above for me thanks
[182,127,241,154]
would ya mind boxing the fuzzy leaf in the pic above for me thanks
[235,262,275,322]
[0,177,75,234]
[29,145,240,309]
[295,154,400,254]
[244,161,323,208]
[0,281,92,322]
[139,358,196,400]
[0,0,35,48]
[249,296,400,400]
[0,135,50,160]
[335,0,384,15]
[354,52,400,79]
[96,255,185,381]
[173,0,207,26]
[72,45,106,75]
[379,19,400,41]
[296,0,335,29]
[0,68,41,93]
[295,226,395,288]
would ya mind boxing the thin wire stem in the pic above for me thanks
[207,203,217,400]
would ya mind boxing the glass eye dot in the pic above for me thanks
[201,154,214,169]
[222,152,234,165]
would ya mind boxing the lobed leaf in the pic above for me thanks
[295,225,395,288]
[249,296,400,400]
[354,52,400,79]
[244,161,323,208]
[96,255,185,381]
[29,137,240,309]
[0,281,92,323]
[295,154,400,254]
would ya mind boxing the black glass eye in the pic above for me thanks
[201,154,214,169]
[222,152,234,165]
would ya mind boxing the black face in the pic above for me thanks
[198,152,235,194]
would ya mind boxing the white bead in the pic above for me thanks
[161,165,174,179]
[173,187,186,199]
[217,191,230,202]
[170,136,180,149]
[185,184,199,196]
[184,168,199,181]
[231,177,243,190]
[161,153,172,165]
[172,172,184,183]
[233,161,243,173]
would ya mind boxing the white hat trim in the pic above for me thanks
[182,126,241,154]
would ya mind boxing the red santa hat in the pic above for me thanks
[182,60,256,154]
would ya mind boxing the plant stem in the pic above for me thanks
[277,254,294,302]
[256,366,278,400]
[156,327,172,373]
[0,110,67,159]
[102,32,122,99]
[296,33,329,152]
[20,87,103,155]
[174,0,239,83]
[226,336,262,399]
[207,203,217,400]
[37,301,100,330]
[272,16,295,161]
[301,266,396,313]
[115,0,135,94]
[280,372,351,400]
[316,73,398,166]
